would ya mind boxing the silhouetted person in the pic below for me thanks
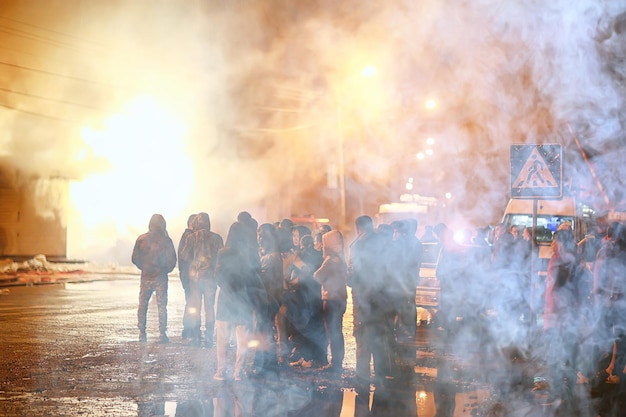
[287,233,326,367]
[251,223,283,378]
[421,225,439,243]
[544,228,583,415]
[214,221,260,381]
[177,214,196,339]
[391,219,423,342]
[132,214,177,343]
[182,212,224,346]
[349,215,381,384]
[314,230,348,372]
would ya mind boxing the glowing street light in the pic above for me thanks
[405,176,414,190]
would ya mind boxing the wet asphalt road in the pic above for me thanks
[0,277,492,417]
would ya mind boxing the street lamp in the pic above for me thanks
[337,95,347,231]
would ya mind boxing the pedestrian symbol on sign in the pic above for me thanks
[515,150,556,188]
[510,144,562,198]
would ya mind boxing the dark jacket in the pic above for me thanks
[184,213,224,281]
[314,230,347,301]
[132,214,177,280]
[215,222,260,324]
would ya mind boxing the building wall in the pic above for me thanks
[0,178,67,260]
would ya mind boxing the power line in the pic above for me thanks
[0,60,113,86]
[0,26,96,54]
[0,86,103,111]
[0,101,75,124]
[0,15,105,48]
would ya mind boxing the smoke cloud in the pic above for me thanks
[3,1,626,414]
[0,1,625,255]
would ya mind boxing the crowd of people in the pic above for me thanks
[478,220,626,416]
[129,210,626,414]
[130,211,424,386]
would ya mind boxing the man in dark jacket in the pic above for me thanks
[132,214,177,343]
[391,219,423,343]
[348,215,396,385]
[181,212,224,346]
[177,214,196,338]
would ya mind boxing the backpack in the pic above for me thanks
[189,230,212,280]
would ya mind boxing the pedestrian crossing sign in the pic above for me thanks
[510,144,562,198]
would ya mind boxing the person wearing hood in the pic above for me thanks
[177,214,196,339]
[213,221,261,381]
[132,214,177,343]
[181,212,224,346]
[313,230,348,372]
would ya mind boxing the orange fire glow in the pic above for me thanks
[68,97,193,262]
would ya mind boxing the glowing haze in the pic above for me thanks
[2,1,626,413]
[0,0,625,264]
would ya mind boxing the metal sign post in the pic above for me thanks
[510,144,563,331]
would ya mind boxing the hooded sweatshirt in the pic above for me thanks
[132,214,177,280]
[313,230,347,301]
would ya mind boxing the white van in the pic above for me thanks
[500,196,585,261]
[500,196,592,315]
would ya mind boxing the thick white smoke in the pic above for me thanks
[1,0,625,262]
[2,0,626,414]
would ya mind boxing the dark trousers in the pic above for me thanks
[369,307,398,380]
[353,292,373,379]
[323,299,346,368]
[184,278,216,340]
[396,292,417,341]
[138,278,168,334]
[253,300,280,373]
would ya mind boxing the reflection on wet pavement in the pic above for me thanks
[136,386,490,417]
[1,279,498,417]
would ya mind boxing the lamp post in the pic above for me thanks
[337,94,346,231]
[336,65,377,231]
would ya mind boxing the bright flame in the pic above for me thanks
[424,99,437,110]
[361,65,377,77]
[68,96,193,261]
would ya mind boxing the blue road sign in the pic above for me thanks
[510,144,562,199]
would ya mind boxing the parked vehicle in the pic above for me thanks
[415,241,442,325]
[499,196,594,316]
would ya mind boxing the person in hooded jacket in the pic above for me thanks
[313,230,348,372]
[590,223,626,415]
[284,225,315,363]
[177,213,195,339]
[286,233,326,367]
[214,221,261,381]
[275,218,295,364]
[182,212,224,346]
[390,219,423,343]
[543,228,585,414]
[132,214,177,344]
[251,223,283,378]
[348,215,387,384]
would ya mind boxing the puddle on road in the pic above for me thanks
[1,386,493,417]
[131,386,492,417]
